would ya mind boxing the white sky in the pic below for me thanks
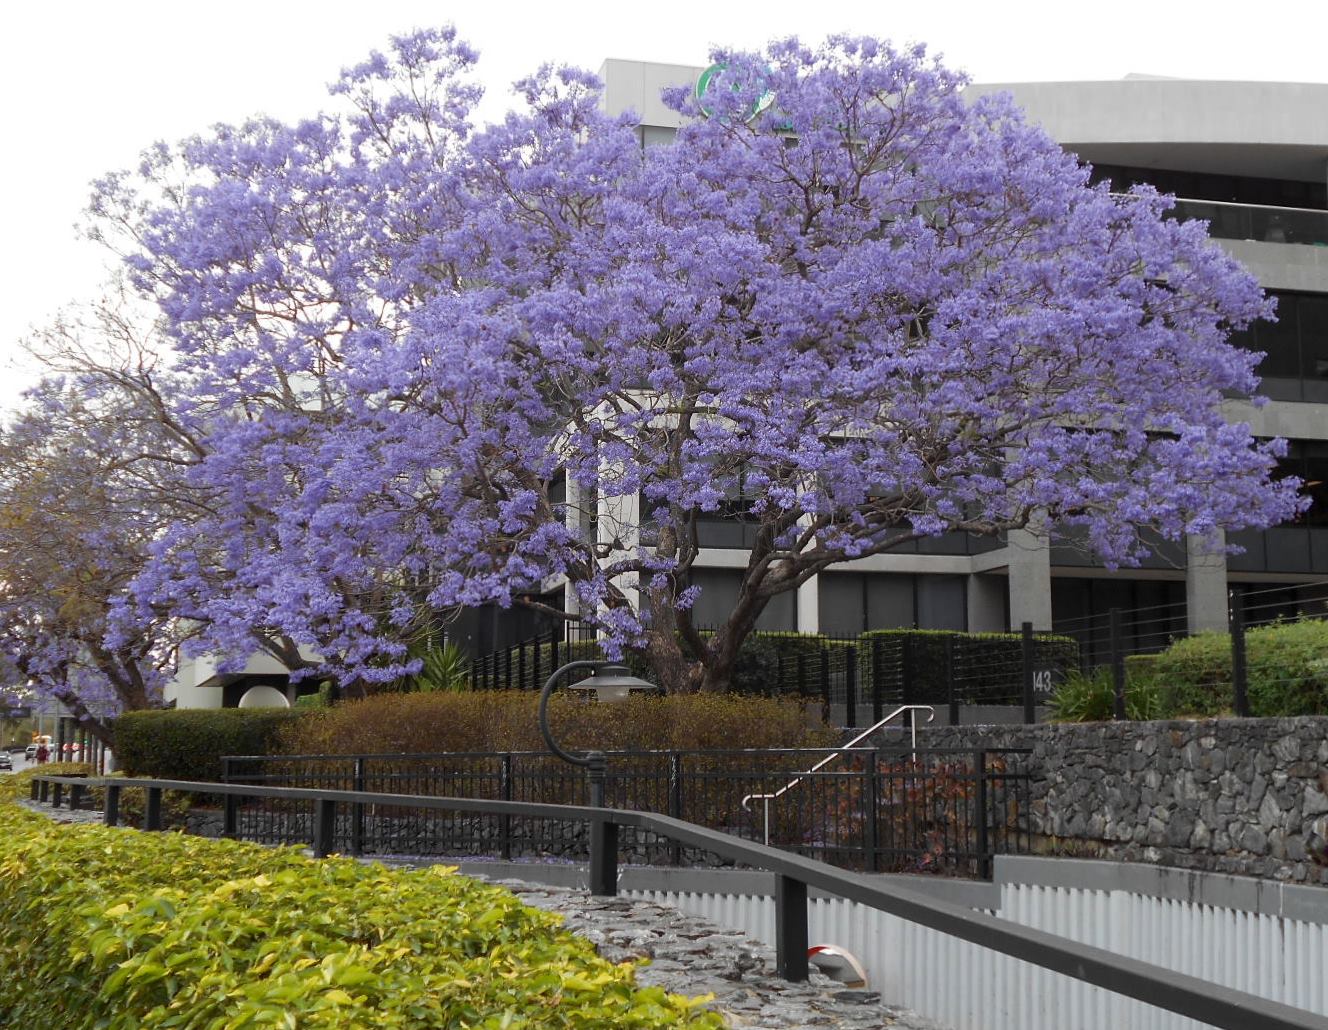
[3,0,1327,412]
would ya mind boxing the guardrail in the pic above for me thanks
[27,773,1328,1030]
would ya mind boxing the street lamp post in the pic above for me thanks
[537,660,658,808]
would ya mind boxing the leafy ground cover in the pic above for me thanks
[0,768,725,1029]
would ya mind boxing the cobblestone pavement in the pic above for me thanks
[21,798,948,1029]
[475,877,949,1030]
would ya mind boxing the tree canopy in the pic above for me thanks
[3,27,1301,706]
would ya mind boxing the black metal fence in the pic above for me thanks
[222,747,1031,878]
[35,771,1325,1028]
[1053,579,1328,719]
[471,624,1078,726]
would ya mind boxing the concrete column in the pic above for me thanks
[1006,526,1053,630]
[598,471,640,611]
[966,574,1007,633]
[1186,531,1229,634]
[562,476,585,622]
[796,575,819,633]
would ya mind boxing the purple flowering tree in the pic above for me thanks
[95,31,1299,694]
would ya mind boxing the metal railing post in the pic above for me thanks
[974,750,991,879]
[1109,608,1127,720]
[588,817,618,896]
[52,781,64,809]
[313,798,337,858]
[775,875,809,981]
[1230,593,1251,717]
[145,787,163,831]
[103,783,121,827]
[1021,621,1036,724]
[223,793,239,839]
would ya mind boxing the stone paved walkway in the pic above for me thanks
[20,797,948,1029]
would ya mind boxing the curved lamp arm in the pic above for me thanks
[537,660,603,768]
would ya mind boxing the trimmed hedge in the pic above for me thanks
[115,708,302,781]
[279,690,837,756]
[857,629,1080,705]
[475,631,833,695]
[0,769,722,1029]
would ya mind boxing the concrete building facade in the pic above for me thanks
[486,63,1328,648]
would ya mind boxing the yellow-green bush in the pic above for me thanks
[280,691,835,757]
[0,769,723,1029]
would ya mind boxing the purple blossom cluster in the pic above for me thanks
[3,28,1303,711]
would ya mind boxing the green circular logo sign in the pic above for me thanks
[695,63,775,122]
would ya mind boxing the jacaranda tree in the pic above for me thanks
[92,29,1300,694]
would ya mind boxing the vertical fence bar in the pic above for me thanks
[518,641,527,691]
[52,781,63,809]
[900,637,915,733]
[145,787,163,831]
[945,636,959,726]
[864,754,880,873]
[1230,593,1251,717]
[668,752,683,867]
[774,875,809,981]
[1021,621,1036,724]
[797,652,807,698]
[870,638,884,723]
[351,757,365,855]
[973,750,991,879]
[499,754,513,861]
[1109,607,1127,720]
[844,646,857,729]
[533,633,543,692]
[818,647,831,722]
[551,635,560,674]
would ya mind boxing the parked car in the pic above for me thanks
[5,744,25,753]
[0,754,12,770]
[24,745,37,760]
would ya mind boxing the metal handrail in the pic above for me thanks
[27,772,1328,1030]
[740,703,935,845]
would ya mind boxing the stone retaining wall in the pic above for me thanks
[896,717,1328,884]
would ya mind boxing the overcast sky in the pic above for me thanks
[3,0,1327,412]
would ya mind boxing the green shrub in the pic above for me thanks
[0,769,722,1029]
[114,709,302,782]
[1153,620,1328,717]
[1048,668,1164,722]
[278,690,836,756]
